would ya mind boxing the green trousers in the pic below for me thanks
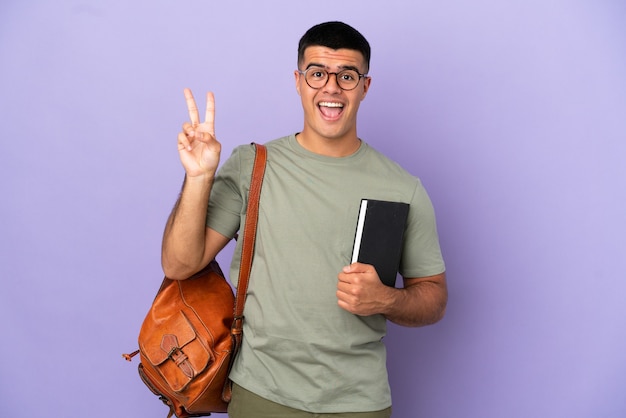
[227,383,392,418]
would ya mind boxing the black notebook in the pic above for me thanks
[351,199,410,287]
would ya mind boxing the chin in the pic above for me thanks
[318,130,348,141]
[316,122,351,140]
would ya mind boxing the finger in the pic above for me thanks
[342,263,361,273]
[337,271,359,287]
[346,262,374,273]
[184,88,200,126]
[177,131,191,151]
[182,122,195,137]
[204,91,215,135]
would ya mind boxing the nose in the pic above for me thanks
[323,73,343,94]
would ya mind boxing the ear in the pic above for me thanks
[294,70,302,96]
[361,76,372,100]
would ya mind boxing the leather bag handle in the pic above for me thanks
[232,143,266,334]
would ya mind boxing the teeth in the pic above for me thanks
[319,102,344,108]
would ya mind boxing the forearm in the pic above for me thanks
[382,273,448,327]
[337,266,447,326]
[161,174,214,279]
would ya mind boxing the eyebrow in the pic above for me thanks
[304,62,363,73]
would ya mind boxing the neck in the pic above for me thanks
[295,132,361,157]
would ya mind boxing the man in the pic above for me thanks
[162,21,447,418]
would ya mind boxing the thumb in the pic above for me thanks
[343,262,369,273]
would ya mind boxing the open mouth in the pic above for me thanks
[318,101,344,120]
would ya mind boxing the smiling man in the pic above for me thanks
[295,44,371,155]
[162,21,447,418]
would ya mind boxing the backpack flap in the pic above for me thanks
[140,310,211,392]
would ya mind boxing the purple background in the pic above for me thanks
[1,1,625,417]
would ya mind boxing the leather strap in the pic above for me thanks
[232,143,266,334]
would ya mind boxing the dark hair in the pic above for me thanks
[298,21,371,71]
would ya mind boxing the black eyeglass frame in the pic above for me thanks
[297,67,369,91]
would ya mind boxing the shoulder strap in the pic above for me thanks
[232,143,266,334]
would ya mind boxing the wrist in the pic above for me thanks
[184,172,216,186]
[379,286,405,316]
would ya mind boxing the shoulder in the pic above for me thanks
[220,135,292,180]
[361,142,418,183]
[232,135,292,160]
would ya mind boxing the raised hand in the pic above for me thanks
[177,88,221,178]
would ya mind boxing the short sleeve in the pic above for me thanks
[399,180,446,278]
[205,145,255,239]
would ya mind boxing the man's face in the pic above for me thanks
[295,46,371,144]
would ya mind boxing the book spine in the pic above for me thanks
[351,200,368,263]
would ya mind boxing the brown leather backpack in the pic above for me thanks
[124,143,266,417]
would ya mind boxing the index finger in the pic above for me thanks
[343,262,372,273]
[184,88,200,126]
[204,92,215,136]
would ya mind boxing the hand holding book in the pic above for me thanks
[337,262,394,316]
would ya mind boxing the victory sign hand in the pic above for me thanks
[177,88,221,178]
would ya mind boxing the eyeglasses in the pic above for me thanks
[298,66,368,91]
